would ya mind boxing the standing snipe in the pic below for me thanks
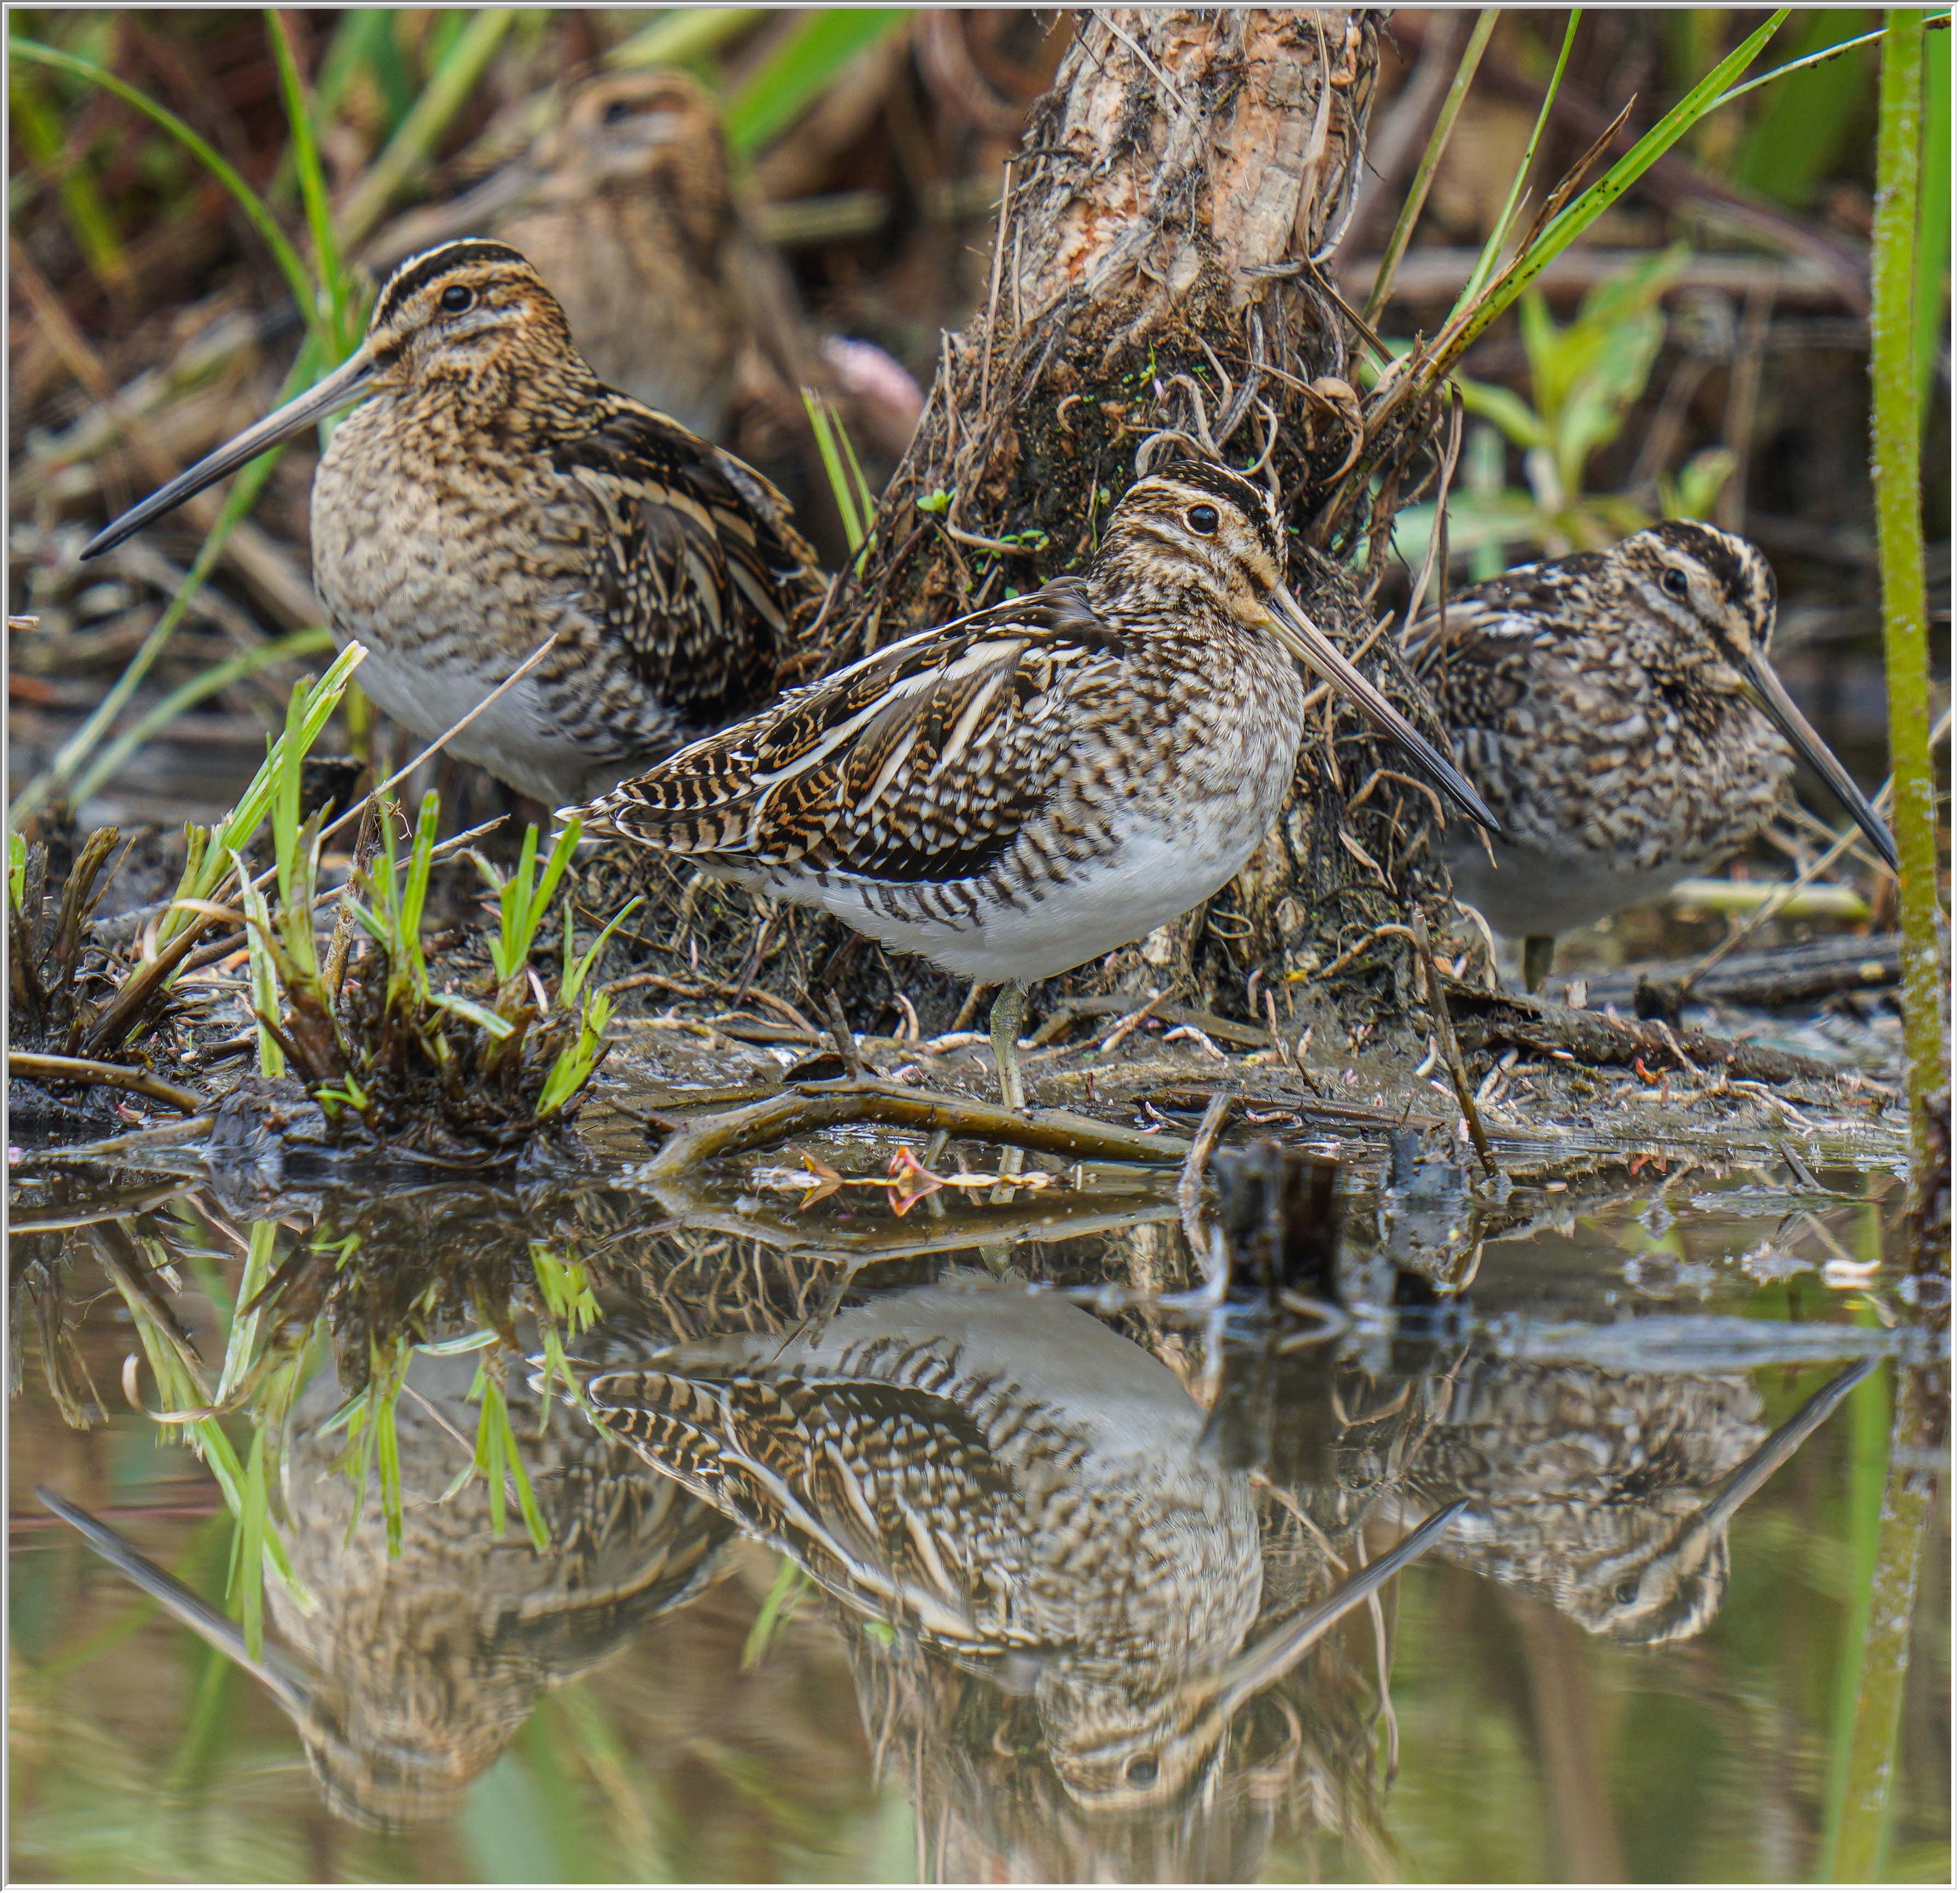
[578,1268,1462,1811]
[81,239,825,805]
[577,459,1499,1102]
[1404,520,1897,991]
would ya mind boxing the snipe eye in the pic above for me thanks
[439,283,475,314]
[1124,1754,1159,1787]
[1614,1578,1640,1606]
[1186,504,1220,535]
[603,98,635,125]
[1661,567,1690,600]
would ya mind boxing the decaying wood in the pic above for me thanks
[754,9,1458,1027]
[1574,933,1903,1018]
[1443,983,1849,1087]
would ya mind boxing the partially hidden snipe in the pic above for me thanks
[1404,520,1896,991]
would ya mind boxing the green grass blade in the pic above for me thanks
[8,37,318,327]
[160,640,366,942]
[497,1394,550,1553]
[1714,17,1923,112]
[264,9,351,351]
[218,1222,281,1404]
[431,991,517,1038]
[610,7,765,70]
[335,8,522,249]
[1365,10,1498,327]
[233,1426,269,1660]
[239,880,288,1079]
[741,1554,812,1669]
[496,822,540,979]
[563,895,643,1007]
[373,1358,405,1559]
[725,10,912,155]
[1866,10,1949,1172]
[1422,10,1793,391]
[474,1364,509,1540]
[802,390,865,549]
[397,790,442,998]
[1458,11,1580,311]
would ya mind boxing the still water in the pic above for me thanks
[8,1125,1950,1883]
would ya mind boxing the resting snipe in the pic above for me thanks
[82,239,824,805]
[577,458,1499,1103]
[1404,520,1896,991]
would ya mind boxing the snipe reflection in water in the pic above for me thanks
[14,1156,1944,1881]
[577,1269,1463,1820]
[41,1335,733,1831]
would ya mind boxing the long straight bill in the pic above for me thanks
[1266,584,1504,837]
[34,1484,313,1714]
[1746,650,1899,872]
[80,348,379,560]
[1214,1497,1466,1715]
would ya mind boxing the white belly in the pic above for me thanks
[1446,837,1707,939]
[345,636,618,806]
[774,817,1265,984]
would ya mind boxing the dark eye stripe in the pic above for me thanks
[373,240,525,328]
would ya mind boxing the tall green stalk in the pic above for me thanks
[1364,11,1498,327]
[1822,1362,1941,1880]
[1869,11,1948,1170]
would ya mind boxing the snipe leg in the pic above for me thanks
[988,980,1030,1184]
[1521,934,1555,995]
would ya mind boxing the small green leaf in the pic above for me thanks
[431,991,517,1038]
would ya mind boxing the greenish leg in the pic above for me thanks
[989,980,1030,1183]
[989,980,1029,1112]
[1521,935,1555,996]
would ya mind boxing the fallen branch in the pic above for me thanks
[640,1178,1180,1264]
[1578,934,1903,1017]
[11,1118,217,1165]
[634,1077,1194,1180]
[9,1052,205,1114]
[1143,1089,1443,1135]
[1027,992,1272,1051]
[1443,982,1847,1086]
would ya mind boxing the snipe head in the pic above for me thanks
[534,69,729,211]
[1610,519,1895,870]
[1095,459,1501,834]
[82,240,591,560]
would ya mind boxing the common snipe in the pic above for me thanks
[82,239,825,805]
[364,70,923,506]
[1404,520,1897,992]
[579,1269,1463,1811]
[577,459,1499,1103]
[368,71,747,439]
